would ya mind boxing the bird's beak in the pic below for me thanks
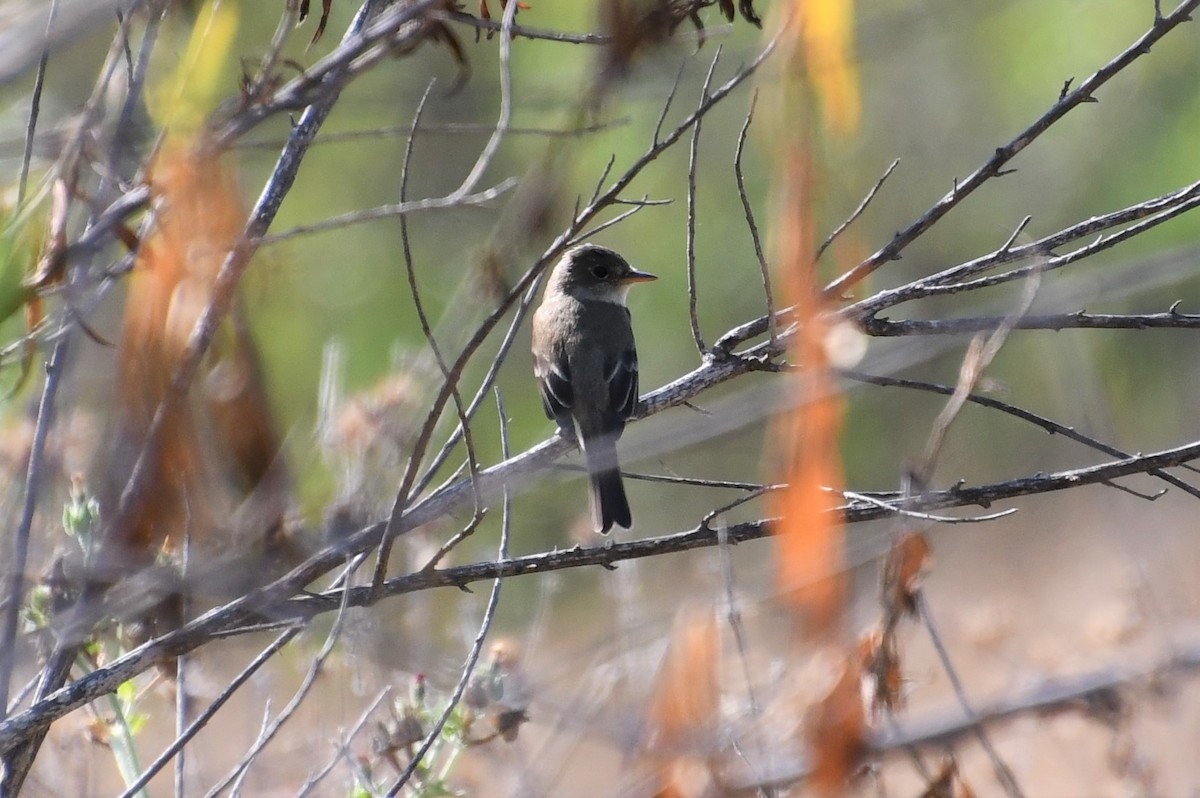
[621,269,658,284]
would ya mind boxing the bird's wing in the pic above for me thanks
[605,346,639,423]
[535,353,573,422]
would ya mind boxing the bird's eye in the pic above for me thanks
[590,265,609,279]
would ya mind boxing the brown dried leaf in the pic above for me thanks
[859,629,903,716]
[647,610,720,796]
[28,178,70,288]
[738,0,761,27]
[492,707,529,742]
[769,147,846,635]
[109,141,246,562]
[917,757,958,798]
[807,656,867,795]
[881,532,932,620]
[312,0,332,45]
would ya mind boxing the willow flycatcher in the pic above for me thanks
[532,245,657,533]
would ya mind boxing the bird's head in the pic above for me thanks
[549,244,657,306]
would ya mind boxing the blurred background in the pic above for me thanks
[2,0,1200,795]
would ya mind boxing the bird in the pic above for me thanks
[531,245,657,533]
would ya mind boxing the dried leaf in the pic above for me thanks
[738,0,761,27]
[647,610,720,797]
[492,707,529,742]
[881,532,931,620]
[649,610,719,746]
[309,0,333,45]
[109,141,246,563]
[28,178,70,289]
[807,656,867,794]
[917,757,958,798]
[859,630,903,716]
[769,147,846,634]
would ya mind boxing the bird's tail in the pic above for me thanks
[582,435,630,533]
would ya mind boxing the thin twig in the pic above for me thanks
[837,489,1017,524]
[385,389,512,797]
[234,118,627,149]
[0,336,70,721]
[916,592,1026,798]
[816,157,899,262]
[392,81,485,571]
[204,557,363,798]
[175,514,193,798]
[372,0,519,595]
[568,197,667,243]
[443,9,610,45]
[16,0,58,207]
[553,463,774,492]
[825,0,1200,297]
[685,47,723,356]
[702,485,780,528]
[715,521,764,779]
[654,62,688,146]
[420,511,488,572]
[839,369,1200,500]
[998,214,1033,254]
[294,686,392,798]
[733,90,775,349]
[261,181,517,243]
[115,626,304,798]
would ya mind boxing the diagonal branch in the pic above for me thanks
[823,0,1200,298]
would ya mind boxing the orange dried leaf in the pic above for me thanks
[807,656,867,795]
[647,610,720,797]
[113,140,246,557]
[649,611,719,745]
[769,148,847,634]
[882,532,932,619]
[859,630,903,716]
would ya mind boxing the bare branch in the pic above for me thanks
[204,557,362,797]
[386,388,512,796]
[114,627,304,798]
[16,0,58,207]
[825,0,1200,297]
[733,90,775,349]
[839,370,1200,501]
[846,177,1200,319]
[373,0,520,594]
[685,47,723,356]
[816,157,899,262]
[916,594,1027,798]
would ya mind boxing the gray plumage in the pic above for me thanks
[531,245,655,532]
